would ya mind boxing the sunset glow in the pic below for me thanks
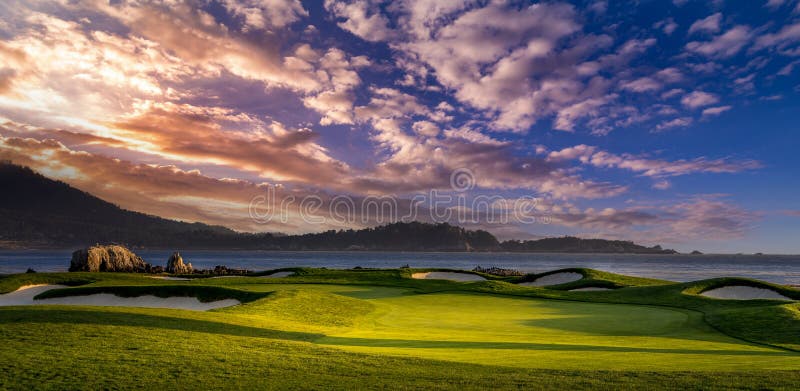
[1,0,799,252]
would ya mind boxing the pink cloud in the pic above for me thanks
[681,91,720,108]
[547,145,762,177]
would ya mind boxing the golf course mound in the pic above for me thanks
[411,272,486,281]
[260,271,295,278]
[568,287,613,291]
[150,276,191,281]
[518,271,584,286]
[700,285,795,301]
[0,284,243,310]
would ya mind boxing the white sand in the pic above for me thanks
[259,271,295,278]
[700,286,794,301]
[518,272,583,287]
[0,284,68,306]
[150,276,191,281]
[411,272,486,282]
[0,284,239,310]
[569,287,612,291]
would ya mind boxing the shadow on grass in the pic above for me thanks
[0,307,321,342]
[315,336,797,356]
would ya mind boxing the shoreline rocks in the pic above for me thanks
[166,252,193,274]
[69,245,150,272]
[68,245,249,275]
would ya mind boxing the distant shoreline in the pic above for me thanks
[0,248,797,256]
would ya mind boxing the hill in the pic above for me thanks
[501,237,676,254]
[0,162,243,248]
[0,162,676,253]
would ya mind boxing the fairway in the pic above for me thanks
[1,268,799,389]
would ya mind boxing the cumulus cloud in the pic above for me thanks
[654,117,693,132]
[702,105,732,116]
[654,18,679,35]
[752,21,800,51]
[686,26,753,58]
[621,77,662,93]
[681,91,720,108]
[688,13,722,35]
[221,0,308,31]
[324,0,395,42]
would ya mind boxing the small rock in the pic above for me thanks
[166,252,193,274]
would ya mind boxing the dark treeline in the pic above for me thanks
[0,163,675,253]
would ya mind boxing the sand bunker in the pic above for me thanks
[150,276,191,281]
[259,271,295,278]
[700,286,794,301]
[519,272,583,287]
[569,287,612,292]
[0,284,67,306]
[0,284,239,310]
[411,272,486,282]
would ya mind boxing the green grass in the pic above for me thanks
[1,268,799,389]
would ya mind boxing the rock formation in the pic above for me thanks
[69,245,150,272]
[166,252,193,274]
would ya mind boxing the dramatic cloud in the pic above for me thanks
[0,0,790,247]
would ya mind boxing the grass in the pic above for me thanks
[1,268,799,389]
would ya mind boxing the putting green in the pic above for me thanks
[225,288,797,371]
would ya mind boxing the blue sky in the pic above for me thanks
[0,0,798,252]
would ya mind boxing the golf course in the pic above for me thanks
[1,267,799,389]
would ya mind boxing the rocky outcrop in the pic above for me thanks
[166,252,193,274]
[69,245,150,272]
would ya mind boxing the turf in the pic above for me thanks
[1,268,799,389]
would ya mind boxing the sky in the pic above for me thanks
[0,0,799,253]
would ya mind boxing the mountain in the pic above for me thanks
[0,162,243,248]
[0,162,677,253]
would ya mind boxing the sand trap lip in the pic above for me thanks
[411,272,486,282]
[259,271,295,278]
[569,287,612,291]
[518,272,583,287]
[0,284,239,311]
[150,276,191,281]
[700,285,794,301]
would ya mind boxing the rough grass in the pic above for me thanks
[2,311,798,390]
[1,268,800,389]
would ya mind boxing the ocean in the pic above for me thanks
[2,250,800,285]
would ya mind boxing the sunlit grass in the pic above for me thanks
[1,268,799,389]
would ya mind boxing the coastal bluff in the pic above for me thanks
[69,245,150,272]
